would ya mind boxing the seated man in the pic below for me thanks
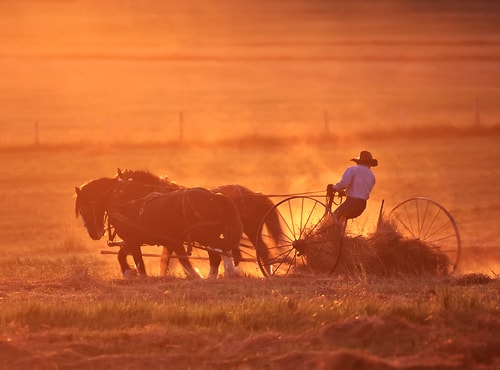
[327,150,378,223]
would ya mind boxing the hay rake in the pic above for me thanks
[254,193,461,277]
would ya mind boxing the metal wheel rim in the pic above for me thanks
[255,196,342,277]
[387,197,461,274]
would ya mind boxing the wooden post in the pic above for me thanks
[474,98,481,128]
[324,110,330,134]
[34,121,39,146]
[179,111,184,142]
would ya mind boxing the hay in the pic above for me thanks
[291,217,451,276]
[369,234,450,276]
[334,236,383,275]
[452,273,491,286]
[300,216,342,274]
[332,219,452,276]
[303,239,340,274]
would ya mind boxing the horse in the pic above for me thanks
[75,176,243,279]
[116,169,282,273]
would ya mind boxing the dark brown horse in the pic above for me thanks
[75,176,242,278]
[116,169,282,274]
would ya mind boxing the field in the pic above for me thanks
[2,1,500,369]
[0,133,499,369]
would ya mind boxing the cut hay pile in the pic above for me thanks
[334,236,384,275]
[301,216,342,274]
[332,219,451,276]
[280,215,451,276]
[303,239,340,274]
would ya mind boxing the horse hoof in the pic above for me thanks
[232,266,243,277]
[123,269,138,279]
[226,271,242,278]
[184,267,204,279]
[193,268,204,279]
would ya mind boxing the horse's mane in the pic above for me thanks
[75,176,117,216]
[117,169,161,183]
[116,168,182,190]
[77,176,117,193]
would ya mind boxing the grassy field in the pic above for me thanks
[0,132,499,369]
[1,265,499,369]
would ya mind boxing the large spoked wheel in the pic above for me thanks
[387,197,461,274]
[255,196,343,277]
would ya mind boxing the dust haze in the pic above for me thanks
[1,0,500,145]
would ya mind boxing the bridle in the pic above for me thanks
[77,186,116,239]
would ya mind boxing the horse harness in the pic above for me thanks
[106,188,225,255]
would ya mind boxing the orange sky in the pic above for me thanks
[3,1,500,55]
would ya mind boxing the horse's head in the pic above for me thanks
[75,177,117,240]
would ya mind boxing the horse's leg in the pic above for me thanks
[207,251,222,279]
[231,244,243,268]
[227,243,242,277]
[160,246,172,276]
[222,253,238,278]
[117,243,137,279]
[129,243,147,277]
[172,243,203,278]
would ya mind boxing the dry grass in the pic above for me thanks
[1,256,499,369]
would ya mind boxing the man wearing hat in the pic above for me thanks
[326,150,378,223]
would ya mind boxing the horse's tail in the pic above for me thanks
[257,194,282,246]
[214,193,243,259]
[213,184,283,246]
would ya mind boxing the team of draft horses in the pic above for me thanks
[75,169,281,279]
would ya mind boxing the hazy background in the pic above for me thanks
[1,0,500,145]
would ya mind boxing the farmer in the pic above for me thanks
[326,150,378,223]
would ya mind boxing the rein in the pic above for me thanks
[259,190,326,198]
[105,213,117,243]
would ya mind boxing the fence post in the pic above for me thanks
[324,110,330,134]
[474,98,481,128]
[34,121,39,146]
[179,111,184,143]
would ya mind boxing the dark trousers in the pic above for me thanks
[333,197,367,222]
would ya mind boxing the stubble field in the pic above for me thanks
[0,132,499,369]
